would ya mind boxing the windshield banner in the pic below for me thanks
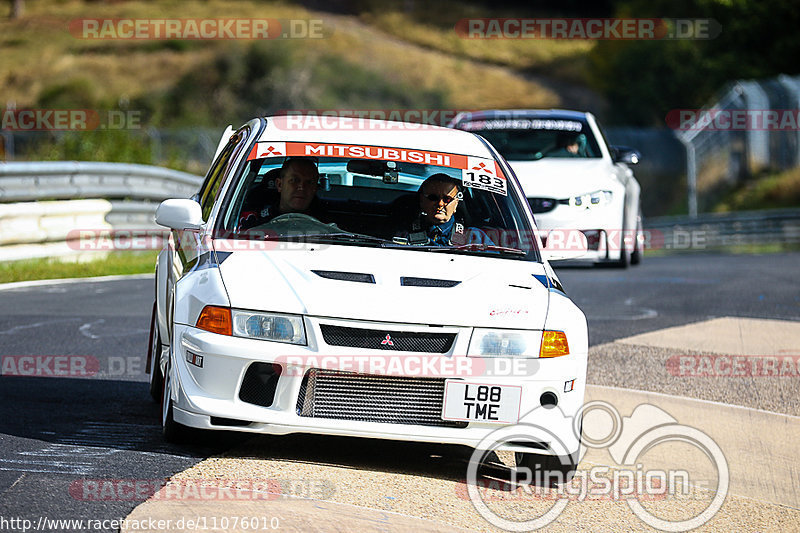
[247,141,502,176]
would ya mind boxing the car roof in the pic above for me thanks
[257,116,495,158]
[452,109,590,124]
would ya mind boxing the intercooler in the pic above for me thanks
[296,369,467,428]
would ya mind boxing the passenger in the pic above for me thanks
[241,157,323,229]
[397,173,492,246]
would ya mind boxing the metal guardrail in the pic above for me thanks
[644,208,800,251]
[0,162,202,261]
[1,162,797,261]
[0,161,202,203]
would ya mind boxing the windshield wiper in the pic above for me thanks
[294,232,395,246]
[426,243,528,256]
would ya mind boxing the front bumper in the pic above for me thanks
[534,201,626,262]
[169,319,587,455]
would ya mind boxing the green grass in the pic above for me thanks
[713,167,800,212]
[0,251,157,284]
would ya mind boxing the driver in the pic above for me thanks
[397,173,493,246]
[242,157,323,228]
[552,132,588,157]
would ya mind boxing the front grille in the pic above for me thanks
[527,197,558,214]
[319,324,455,353]
[296,369,467,428]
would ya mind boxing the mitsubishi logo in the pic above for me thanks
[264,145,282,156]
[471,162,492,174]
[380,334,394,346]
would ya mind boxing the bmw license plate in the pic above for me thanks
[441,381,521,424]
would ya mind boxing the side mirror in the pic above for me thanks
[611,145,641,165]
[155,199,203,231]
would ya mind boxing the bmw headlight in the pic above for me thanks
[569,190,613,208]
[468,329,541,357]
[232,310,306,344]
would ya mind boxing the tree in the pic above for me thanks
[9,0,24,19]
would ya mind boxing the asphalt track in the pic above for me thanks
[0,252,798,532]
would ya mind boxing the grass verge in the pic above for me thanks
[0,251,157,284]
[714,167,800,212]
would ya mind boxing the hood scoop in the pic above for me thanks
[312,270,375,284]
[400,276,461,288]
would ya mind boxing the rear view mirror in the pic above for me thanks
[346,159,399,183]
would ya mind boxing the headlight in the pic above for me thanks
[468,329,541,357]
[232,310,306,345]
[569,190,613,208]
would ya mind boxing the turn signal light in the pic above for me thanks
[196,306,232,336]
[540,330,569,358]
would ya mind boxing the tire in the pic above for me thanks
[630,214,643,265]
[161,354,189,443]
[515,451,579,485]
[147,303,163,402]
[613,239,629,268]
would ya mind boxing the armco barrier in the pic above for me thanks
[0,162,202,261]
[0,161,202,202]
[645,208,800,251]
[1,162,798,261]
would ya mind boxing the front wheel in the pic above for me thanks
[613,239,629,268]
[161,354,189,443]
[515,451,579,485]
[147,303,163,402]
[630,213,643,265]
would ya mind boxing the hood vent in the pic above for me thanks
[401,277,461,288]
[312,270,375,284]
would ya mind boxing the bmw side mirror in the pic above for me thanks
[611,146,641,165]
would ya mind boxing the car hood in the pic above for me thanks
[509,159,620,198]
[215,243,550,329]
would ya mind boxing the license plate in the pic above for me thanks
[441,381,521,424]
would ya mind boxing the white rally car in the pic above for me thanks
[450,109,644,267]
[146,116,588,475]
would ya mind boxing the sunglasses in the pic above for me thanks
[423,193,459,204]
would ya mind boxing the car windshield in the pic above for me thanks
[457,118,602,161]
[215,144,539,261]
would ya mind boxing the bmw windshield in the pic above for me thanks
[456,118,602,161]
[215,142,540,261]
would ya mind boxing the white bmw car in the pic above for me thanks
[450,109,644,267]
[146,116,588,475]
